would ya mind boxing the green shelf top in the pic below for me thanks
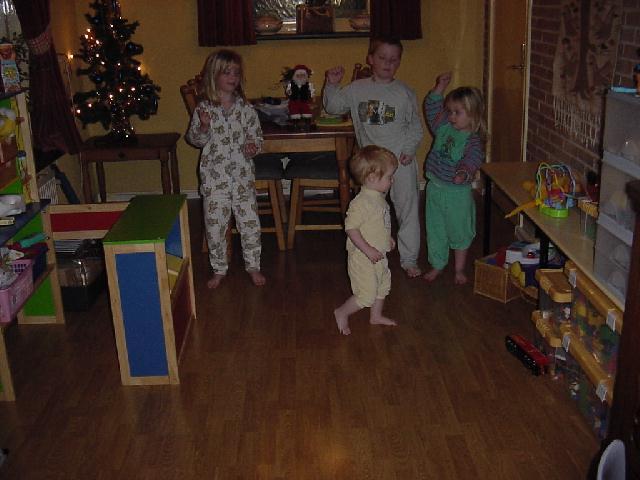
[103,194,186,245]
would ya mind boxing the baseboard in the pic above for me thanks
[106,190,201,202]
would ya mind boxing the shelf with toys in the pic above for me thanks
[528,261,623,439]
[0,90,65,402]
[481,161,624,309]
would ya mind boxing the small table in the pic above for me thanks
[79,133,181,202]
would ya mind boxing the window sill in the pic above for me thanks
[256,31,369,41]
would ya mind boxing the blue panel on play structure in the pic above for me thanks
[115,252,168,377]
[165,218,182,258]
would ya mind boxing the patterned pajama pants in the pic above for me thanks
[201,168,261,275]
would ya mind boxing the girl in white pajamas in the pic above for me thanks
[186,50,266,289]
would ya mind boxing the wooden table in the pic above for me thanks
[79,133,181,203]
[260,122,355,215]
[482,161,624,310]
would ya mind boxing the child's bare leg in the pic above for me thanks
[334,296,361,335]
[369,298,396,326]
[423,268,442,282]
[247,269,266,287]
[454,248,469,285]
[207,273,225,289]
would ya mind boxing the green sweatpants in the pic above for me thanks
[425,180,476,270]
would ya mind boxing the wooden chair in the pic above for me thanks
[284,151,352,249]
[352,62,373,81]
[180,76,287,252]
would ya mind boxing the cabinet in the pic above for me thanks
[594,92,640,305]
[0,91,65,401]
[102,194,196,385]
[608,179,640,479]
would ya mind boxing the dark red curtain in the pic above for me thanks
[197,0,256,46]
[13,0,82,154]
[370,0,422,40]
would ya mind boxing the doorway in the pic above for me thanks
[487,0,530,164]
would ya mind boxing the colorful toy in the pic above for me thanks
[505,334,550,375]
[505,163,578,218]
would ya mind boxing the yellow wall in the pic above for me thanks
[50,0,484,198]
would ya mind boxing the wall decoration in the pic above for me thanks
[552,0,623,149]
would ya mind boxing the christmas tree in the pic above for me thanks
[73,0,160,144]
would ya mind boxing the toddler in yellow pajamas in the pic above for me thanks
[334,145,398,335]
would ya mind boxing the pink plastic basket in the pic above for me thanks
[0,259,34,324]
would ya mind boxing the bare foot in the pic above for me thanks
[370,316,397,327]
[423,268,442,282]
[404,266,422,278]
[334,309,351,335]
[248,270,266,286]
[207,273,225,289]
[454,271,468,285]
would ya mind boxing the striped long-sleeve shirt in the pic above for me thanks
[423,92,484,186]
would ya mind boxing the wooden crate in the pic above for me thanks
[474,254,519,303]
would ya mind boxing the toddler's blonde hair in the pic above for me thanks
[445,87,487,138]
[201,49,247,104]
[350,145,398,186]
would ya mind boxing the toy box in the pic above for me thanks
[474,254,520,303]
[531,310,566,377]
[557,349,610,440]
[536,269,572,331]
[532,311,612,440]
[564,261,622,378]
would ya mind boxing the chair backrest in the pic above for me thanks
[597,439,625,480]
[352,63,372,81]
[179,74,204,117]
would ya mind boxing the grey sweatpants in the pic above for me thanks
[389,159,421,270]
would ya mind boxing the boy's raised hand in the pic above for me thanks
[434,71,452,95]
[325,66,345,85]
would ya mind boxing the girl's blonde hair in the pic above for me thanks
[350,145,398,186]
[445,87,487,138]
[201,49,246,104]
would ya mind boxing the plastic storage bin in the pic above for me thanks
[598,152,640,235]
[594,213,632,304]
[0,259,34,324]
[565,261,623,378]
[603,92,640,164]
[536,269,572,331]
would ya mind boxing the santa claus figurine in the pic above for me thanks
[282,64,315,129]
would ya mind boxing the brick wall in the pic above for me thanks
[526,0,640,177]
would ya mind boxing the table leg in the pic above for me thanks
[335,137,351,217]
[170,147,180,193]
[96,161,107,203]
[160,156,171,194]
[536,226,550,267]
[80,153,94,203]
[483,174,493,255]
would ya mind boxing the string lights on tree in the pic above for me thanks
[73,0,160,144]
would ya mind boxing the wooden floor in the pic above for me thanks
[0,197,600,479]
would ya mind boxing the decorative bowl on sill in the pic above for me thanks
[348,13,370,31]
[255,14,283,34]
